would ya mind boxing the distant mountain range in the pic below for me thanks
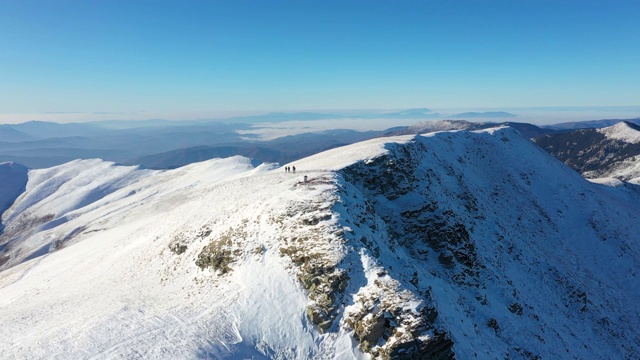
[2,109,518,169]
[391,119,553,139]
[374,109,516,119]
[376,108,443,119]
[123,129,384,169]
[534,121,640,181]
[543,117,640,130]
[448,111,516,118]
[1,111,639,172]
[0,120,253,168]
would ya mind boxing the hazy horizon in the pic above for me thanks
[1,1,639,126]
[0,106,639,126]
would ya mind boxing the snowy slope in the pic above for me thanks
[0,157,266,271]
[597,121,640,143]
[328,128,640,359]
[589,122,640,181]
[1,128,639,359]
[401,120,477,134]
[0,157,358,359]
[535,121,640,181]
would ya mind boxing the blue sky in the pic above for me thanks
[1,0,639,122]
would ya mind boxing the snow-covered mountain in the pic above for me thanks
[1,127,639,359]
[599,120,640,143]
[543,117,640,131]
[395,119,552,139]
[534,121,640,182]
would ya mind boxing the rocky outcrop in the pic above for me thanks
[195,224,245,274]
[274,173,455,358]
[342,277,455,359]
[274,175,350,333]
[342,141,482,288]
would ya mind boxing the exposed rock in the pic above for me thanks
[487,318,499,334]
[194,224,246,273]
[169,243,187,255]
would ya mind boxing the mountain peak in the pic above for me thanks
[598,120,640,143]
[398,107,432,114]
[379,108,440,119]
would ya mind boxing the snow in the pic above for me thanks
[404,120,476,134]
[4,159,151,223]
[0,156,272,270]
[291,135,412,171]
[328,126,640,358]
[0,155,361,359]
[588,177,625,187]
[1,127,639,359]
[597,121,640,143]
[586,154,640,181]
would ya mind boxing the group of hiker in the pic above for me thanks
[285,165,308,183]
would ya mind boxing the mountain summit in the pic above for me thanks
[534,121,640,181]
[598,120,640,143]
[1,127,639,359]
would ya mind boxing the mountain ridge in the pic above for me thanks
[1,127,639,358]
[392,120,554,139]
[534,121,640,181]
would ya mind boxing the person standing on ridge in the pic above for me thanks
[292,166,296,173]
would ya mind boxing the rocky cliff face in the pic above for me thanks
[332,128,640,358]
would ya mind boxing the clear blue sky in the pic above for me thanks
[1,0,639,121]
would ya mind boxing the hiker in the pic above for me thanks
[292,166,296,173]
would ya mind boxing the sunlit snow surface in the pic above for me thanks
[586,122,640,180]
[0,156,368,359]
[598,121,640,143]
[1,127,639,359]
